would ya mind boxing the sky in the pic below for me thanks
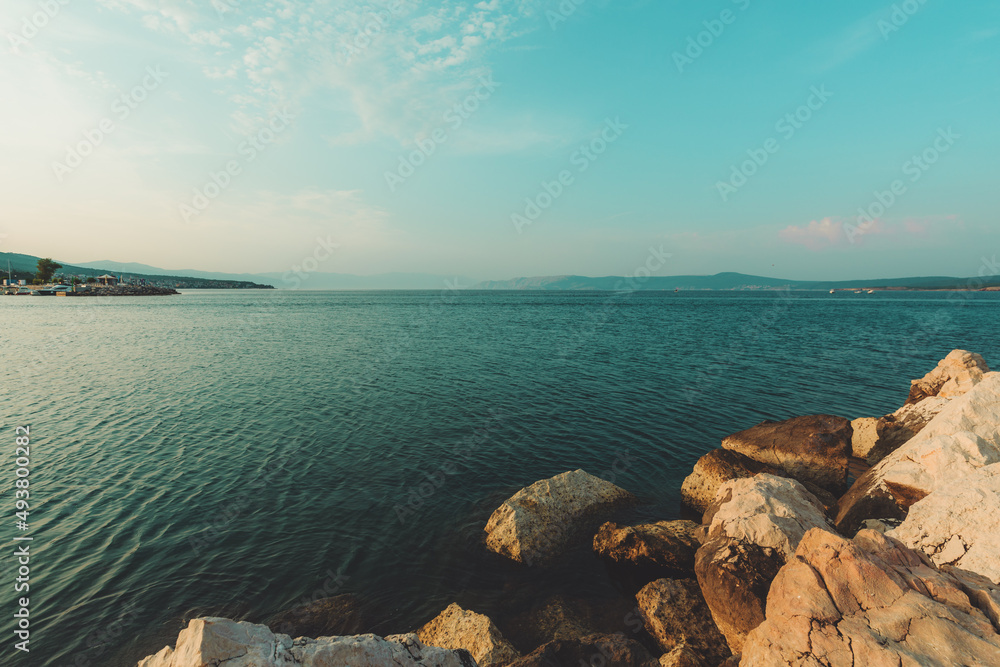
[1,0,998,281]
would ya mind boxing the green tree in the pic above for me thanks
[35,258,62,283]
[86,276,96,284]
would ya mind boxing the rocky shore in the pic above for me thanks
[137,350,1000,666]
[77,285,180,296]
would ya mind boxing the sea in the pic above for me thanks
[1,289,997,665]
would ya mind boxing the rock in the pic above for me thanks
[860,518,902,534]
[593,520,700,573]
[136,617,479,667]
[266,593,364,639]
[636,578,731,666]
[703,474,833,561]
[850,417,880,460]
[503,594,643,654]
[658,644,707,667]
[740,528,1000,667]
[506,633,657,667]
[866,396,950,465]
[416,603,519,667]
[890,463,1000,584]
[694,537,784,655]
[484,469,636,565]
[680,449,781,516]
[906,349,990,405]
[834,373,1000,535]
[717,657,741,667]
[721,415,852,492]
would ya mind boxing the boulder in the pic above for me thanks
[266,593,365,639]
[506,633,657,667]
[416,603,519,667]
[694,537,784,655]
[850,417,880,460]
[680,449,781,515]
[658,644,707,667]
[866,396,950,465]
[484,469,636,565]
[718,657,741,667]
[834,372,1000,535]
[740,528,1000,667]
[702,474,833,561]
[721,415,852,492]
[593,520,700,573]
[136,617,479,667]
[890,463,1000,584]
[503,594,642,653]
[636,578,731,666]
[906,349,990,405]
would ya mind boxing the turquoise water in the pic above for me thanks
[1,289,997,665]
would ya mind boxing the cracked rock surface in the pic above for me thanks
[681,449,782,516]
[593,519,701,573]
[136,618,478,667]
[890,462,1000,584]
[636,578,731,666]
[906,349,990,405]
[740,528,1000,667]
[484,469,636,565]
[415,603,519,667]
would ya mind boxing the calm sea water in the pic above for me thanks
[1,289,997,665]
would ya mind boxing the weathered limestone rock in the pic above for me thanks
[850,417,880,460]
[416,603,519,667]
[504,595,596,649]
[740,528,1000,667]
[721,414,852,492]
[507,633,657,667]
[680,449,781,515]
[867,396,950,465]
[137,618,478,667]
[658,644,706,667]
[694,537,784,655]
[484,469,636,565]
[266,593,364,639]
[703,474,833,561]
[890,463,1000,584]
[593,520,700,573]
[834,372,1000,535]
[636,579,731,666]
[907,349,990,404]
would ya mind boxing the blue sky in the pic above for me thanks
[1,0,998,280]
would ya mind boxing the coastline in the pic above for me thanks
[133,349,1000,667]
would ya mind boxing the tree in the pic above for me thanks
[86,277,96,284]
[35,258,62,283]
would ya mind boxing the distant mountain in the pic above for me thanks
[473,272,1000,291]
[75,260,268,283]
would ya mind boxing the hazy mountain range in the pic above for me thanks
[4,252,1000,291]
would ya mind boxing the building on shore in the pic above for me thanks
[96,274,119,286]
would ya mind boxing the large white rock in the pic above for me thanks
[137,618,478,667]
[703,474,832,561]
[484,469,635,565]
[835,372,1000,534]
[907,349,990,404]
[891,463,1000,584]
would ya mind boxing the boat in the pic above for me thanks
[829,289,835,294]
[867,289,874,294]
[15,288,34,296]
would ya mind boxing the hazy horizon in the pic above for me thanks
[2,1,998,281]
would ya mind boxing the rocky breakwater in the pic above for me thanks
[79,285,180,296]
[139,349,1000,666]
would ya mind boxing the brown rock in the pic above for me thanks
[694,537,784,655]
[636,579,731,666]
[265,594,364,639]
[416,603,519,667]
[593,520,700,573]
[506,633,657,667]
[740,528,1000,667]
[867,396,949,465]
[658,644,707,667]
[906,349,990,405]
[850,417,880,460]
[680,449,781,516]
[721,415,852,493]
